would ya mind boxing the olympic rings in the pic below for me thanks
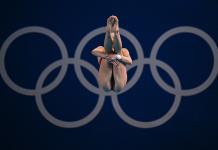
[0,26,217,128]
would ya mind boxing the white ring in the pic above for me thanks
[35,58,105,128]
[112,58,182,128]
[1,26,217,128]
[0,26,69,96]
[150,26,218,96]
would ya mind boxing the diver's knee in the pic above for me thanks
[113,84,125,92]
[101,82,111,92]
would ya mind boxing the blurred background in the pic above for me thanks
[0,0,218,149]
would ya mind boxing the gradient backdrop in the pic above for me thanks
[0,0,218,150]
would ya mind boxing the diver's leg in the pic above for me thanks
[98,58,113,91]
[104,29,113,53]
[113,31,122,54]
[112,63,127,92]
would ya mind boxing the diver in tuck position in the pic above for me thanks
[91,15,132,92]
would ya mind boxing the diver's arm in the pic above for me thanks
[106,49,132,65]
[116,48,132,65]
[91,46,118,63]
[92,50,107,59]
[118,54,132,65]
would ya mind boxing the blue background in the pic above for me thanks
[0,0,218,150]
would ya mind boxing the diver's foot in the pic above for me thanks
[107,16,119,33]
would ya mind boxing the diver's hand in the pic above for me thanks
[104,54,121,66]
[106,54,121,60]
